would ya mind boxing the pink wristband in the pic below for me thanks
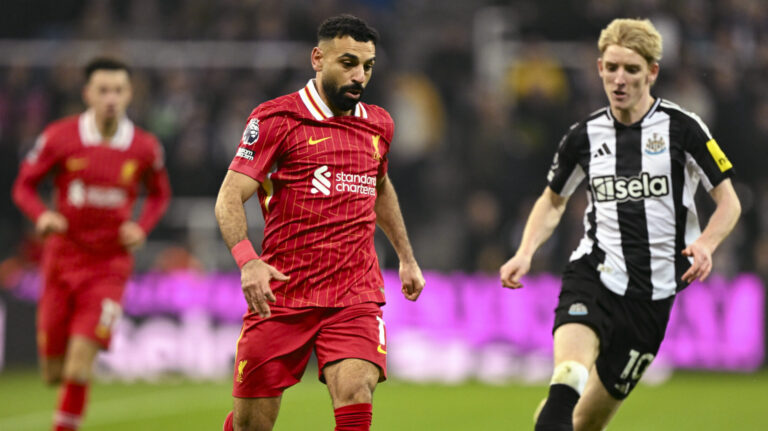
[232,239,259,269]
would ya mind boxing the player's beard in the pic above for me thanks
[322,79,364,113]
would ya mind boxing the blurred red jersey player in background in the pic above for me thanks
[12,57,171,431]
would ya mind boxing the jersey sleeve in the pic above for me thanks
[547,123,587,197]
[137,137,172,234]
[377,109,394,179]
[228,106,290,183]
[682,114,734,191]
[12,129,63,221]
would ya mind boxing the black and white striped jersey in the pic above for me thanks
[547,98,734,300]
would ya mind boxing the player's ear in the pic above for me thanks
[596,56,604,76]
[82,82,92,107]
[647,61,660,85]
[125,81,133,105]
[311,46,324,72]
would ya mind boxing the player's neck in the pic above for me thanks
[612,94,655,125]
[94,114,119,140]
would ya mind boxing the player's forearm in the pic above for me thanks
[137,170,172,233]
[374,177,416,263]
[215,188,251,250]
[12,169,49,221]
[515,189,567,259]
[697,187,741,254]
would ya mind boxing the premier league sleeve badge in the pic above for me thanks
[242,118,260,145]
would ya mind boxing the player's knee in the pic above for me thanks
[40,360,64,386]
[573,412,608,431]
[62,359,93,383]
[233,399,280,431]
[550,360,590,395]
[232,417,254,431]
[348,383,375,405]
[336,378,375,406]
[233,413,275,431]
[41,371,62,386]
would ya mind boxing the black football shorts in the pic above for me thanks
[553,257,674,400]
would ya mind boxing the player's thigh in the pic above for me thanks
[233,395,282,431]
[593,292,673,400]
[552,258,608,367]
[233,306,319,398]
[315,302,387,384]
[37,270,73,362]
[323,358,380,408]
[553,323,600,367]
[62,335,101,381]
[71,276,126,350]
[573,366,622,431]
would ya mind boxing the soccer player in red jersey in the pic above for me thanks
[215,15,425,431]
[12,58,171,431]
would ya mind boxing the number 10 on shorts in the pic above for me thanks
[619,349,655,381]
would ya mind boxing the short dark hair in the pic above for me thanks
[317,14,379,45]
[84,57,131,81]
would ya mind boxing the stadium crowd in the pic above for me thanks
[1,0,767,281]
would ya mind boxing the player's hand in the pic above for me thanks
[500,254,531,289]
[241,259,289,318]
[399,260,425,301]
[681,241,713,283]
[119,221,146,252]
[35,210,68,237]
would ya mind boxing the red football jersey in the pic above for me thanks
[229,80,394,307]
[13,110,171,254]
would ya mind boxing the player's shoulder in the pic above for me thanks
[656,98,692,117]
[360,102,393,125]
[128,124,164,160]
[42,114,80,138]
[561,108,607,141]
[131,123,159,144]
[250,92,304,120]
[552,108,607,152]
[573,106,609,132]
[656,98,711,133]
[33,115,80,156]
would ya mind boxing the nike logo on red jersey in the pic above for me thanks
[308,136,331,146]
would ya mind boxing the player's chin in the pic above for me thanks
[339,97,359,110]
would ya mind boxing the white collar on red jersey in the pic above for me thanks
[298,79,368,121]
[78,109,135,150]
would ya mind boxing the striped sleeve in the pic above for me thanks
[228,104,290,182]
[547,122,587,197]
[680,110,734,191]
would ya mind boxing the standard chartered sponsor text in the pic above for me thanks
[335,171,377,196]
[68,180,127,208]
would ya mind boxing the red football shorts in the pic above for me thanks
[37,239,132,357]
[232,302,388,398]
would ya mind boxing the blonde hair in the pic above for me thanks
[598,18,662,65]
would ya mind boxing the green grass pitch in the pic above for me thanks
[1,368,766,430]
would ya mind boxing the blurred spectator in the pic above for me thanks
[0,0,765,277]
